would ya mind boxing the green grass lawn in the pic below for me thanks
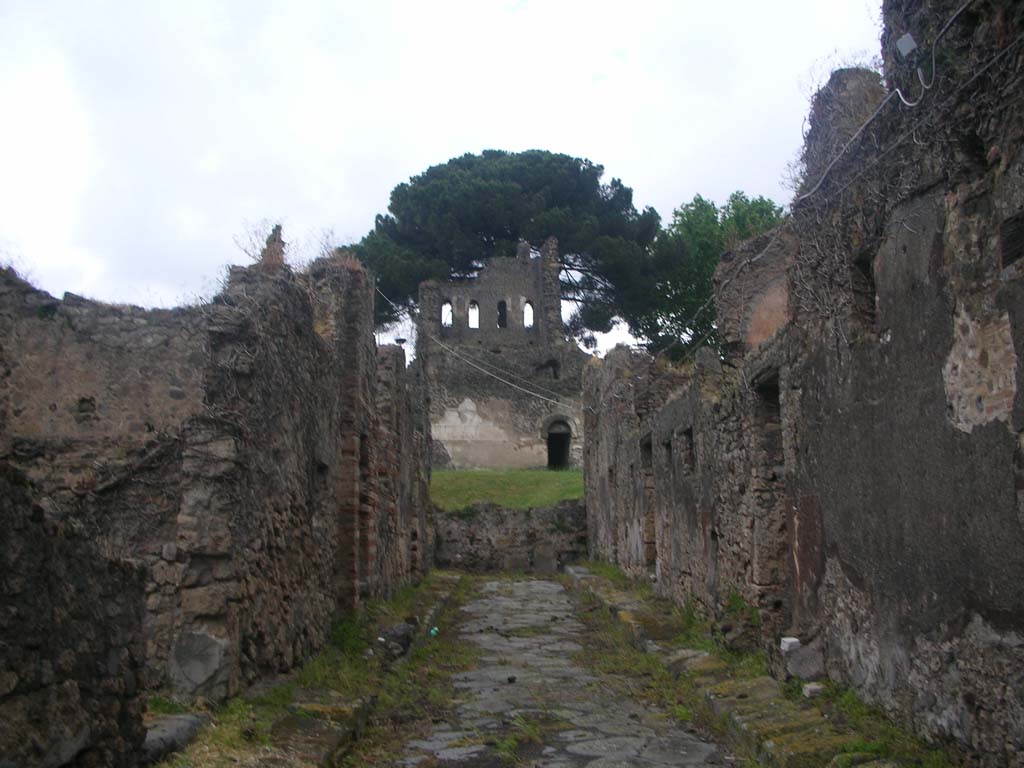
[430,469,584,511]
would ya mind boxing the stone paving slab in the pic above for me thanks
[562,566,917,768]
[392,578,726,767]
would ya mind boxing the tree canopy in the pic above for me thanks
[354,149,782,352]
[354,149,660,338]
[638,192,784,354]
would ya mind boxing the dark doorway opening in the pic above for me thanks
[754,374,783,470]
[546,421,571,469]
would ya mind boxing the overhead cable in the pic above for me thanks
[797,0,975,202]
[659,4,1005,362]
[373,286,591,413]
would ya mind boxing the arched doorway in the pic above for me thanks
[546,420,572,469]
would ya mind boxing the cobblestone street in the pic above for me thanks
[394,578,725,767]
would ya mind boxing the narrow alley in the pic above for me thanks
[393,578,725,767]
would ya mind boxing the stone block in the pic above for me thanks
[168,631,229,696]
[780,636,801,653]
[180,584,233,617]
[143,714,210,764]
[802,682,825,699]
[782,637,824,681]
[532,542,558,574]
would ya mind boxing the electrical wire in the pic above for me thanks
[437,340,571,401]
[374,285,592,412]
[797,0,975,201]
[657,4,1010,363]
[376,7,1013,386]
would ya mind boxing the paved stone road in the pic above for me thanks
[395,578,725,767]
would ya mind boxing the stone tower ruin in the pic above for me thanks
[417,237,587,469]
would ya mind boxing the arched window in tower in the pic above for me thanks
[441,301,453,327]
[497,300,508,328]
[523,301,535,328]
[468,301,480,329]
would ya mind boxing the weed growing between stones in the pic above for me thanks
[339,575,481,766]
[549,515,577,534]
[572,569,958,768]
[809,682,955,767]
[723,589,760,629]
[447,708,573,765]
[146,695,190,716]
[488,712,565,764]
[448,505,482,521]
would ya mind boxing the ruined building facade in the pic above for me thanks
[418,238,587,469]
[0,249,431,766]
[586,2,1024,765]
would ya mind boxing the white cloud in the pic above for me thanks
[0,0,881,309]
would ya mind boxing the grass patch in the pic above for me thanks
[431,469,583,511]
[723,589,760,628]
[577,563,759,676]
[163,692,293,766]
[341,576,481,765]
[581,559,631,590]
[572,589,708,727]
[820,681,956,767]
[163,572,477,768]
[572,571,956,768]
[669,600,716,651]
[491,713,547,762]
[147,694,189,716]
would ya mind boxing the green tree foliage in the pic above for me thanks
[354,149,660,337]
[637,191,783,354]
[356,150,782,353]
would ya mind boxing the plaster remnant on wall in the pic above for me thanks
[433,398,511,443]
[417,239,587,469]
[746,280,789,349]
[943,303,1017,433]
[819,557,902,710]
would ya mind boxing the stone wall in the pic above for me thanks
[375,345,433,590]
[583,349,689,581]
[434,500,586,573]
[0,247,432,762]
[0,463,146,767]
[584,2,1024,764]
[0,267,209,695]
[418,238,588,470]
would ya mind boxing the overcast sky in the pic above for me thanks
[0,0,881,315]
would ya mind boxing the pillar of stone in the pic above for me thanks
[540,236,563,346]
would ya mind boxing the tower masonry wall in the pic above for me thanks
[418,238,588,470]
